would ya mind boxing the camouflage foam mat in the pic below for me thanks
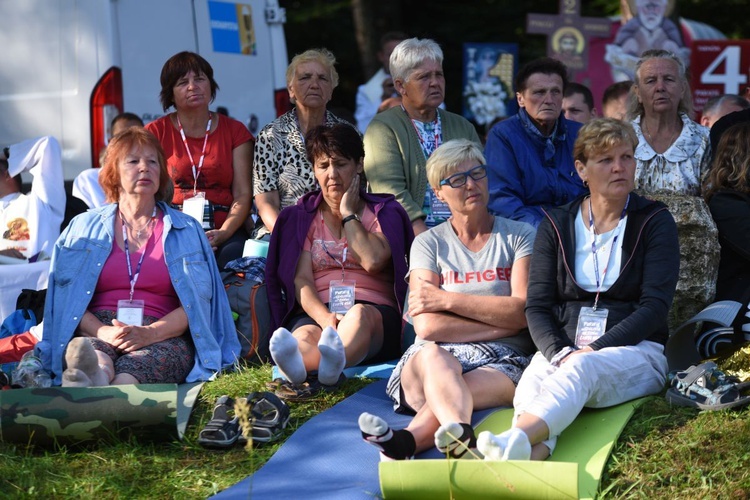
[0,382,203,446]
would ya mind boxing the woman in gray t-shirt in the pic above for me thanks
[358,139,536,460]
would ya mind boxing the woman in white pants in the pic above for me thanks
[478,118,680,461]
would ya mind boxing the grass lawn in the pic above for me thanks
[1,362,749,499]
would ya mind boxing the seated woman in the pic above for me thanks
[704,122,750,345]
[358,139,536,460]
[37,128,240,386]
[146,51,254,269]
[265,124,413,397]
[477,118,680,461]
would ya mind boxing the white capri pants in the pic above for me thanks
[513,341,667,454]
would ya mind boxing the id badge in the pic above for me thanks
[575,306,608,347]
[329,280,355,314]
[429,190,452,220]
[182,192,207,224]
[117,299,145,326]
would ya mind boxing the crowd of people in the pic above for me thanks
[2,35,750,466]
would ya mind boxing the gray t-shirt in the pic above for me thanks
[407,216,536,354]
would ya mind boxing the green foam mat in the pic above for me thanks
[0,382,202,446]
[380,398,646,499]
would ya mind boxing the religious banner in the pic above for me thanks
[527,0,610,74]
[605,0,689,81]
[691,40,750,115]
[462,43,518,127]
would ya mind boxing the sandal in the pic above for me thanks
[198,395,241,448]
[274,377,323,402]
[274,372,347,401]
[666,361,750,411]
[244,391,291,443]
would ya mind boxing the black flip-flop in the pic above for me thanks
[197,395,241,449]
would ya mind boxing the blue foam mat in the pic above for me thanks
[213,379,494,499]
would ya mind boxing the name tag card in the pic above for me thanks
[117,299,144,326]
[329,280,356,314]
[575,306,608,347]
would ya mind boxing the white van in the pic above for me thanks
[0,0,289,181]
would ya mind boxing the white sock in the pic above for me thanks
[434,422,480,459]
[477,428,532,461]
[317,326,346,386]
[269,328,307,384]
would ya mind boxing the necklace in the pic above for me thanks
[120,209,157,240]
[643,120,680,149]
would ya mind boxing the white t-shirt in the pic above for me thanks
[0,136,65,258]
[574,209,627,292]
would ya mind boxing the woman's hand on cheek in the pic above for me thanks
[340,174,360,216]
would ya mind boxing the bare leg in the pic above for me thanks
[336,304,384,367]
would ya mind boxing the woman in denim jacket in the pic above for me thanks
[37,128,240,386]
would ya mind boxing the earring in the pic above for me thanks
[583,180,589,188]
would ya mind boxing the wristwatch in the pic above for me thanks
[2,147,8,160]
[341,213,361,226]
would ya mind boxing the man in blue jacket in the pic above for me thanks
[485,58,585,227]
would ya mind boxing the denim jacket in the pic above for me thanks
[36,202,240,385]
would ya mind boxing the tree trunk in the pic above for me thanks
[351,0,377,81]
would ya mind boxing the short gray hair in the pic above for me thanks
[628,49,692,119]
[389,38,443,83]
[703,94,750,116]
[426,139,485,190]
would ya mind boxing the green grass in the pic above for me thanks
[1,363,749,499]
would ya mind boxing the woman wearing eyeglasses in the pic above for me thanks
[358,139,536,460]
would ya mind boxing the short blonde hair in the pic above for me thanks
[426,139,485,190]
[573,118,638,164]
[285,48,339,89]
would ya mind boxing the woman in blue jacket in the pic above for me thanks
[38,128,239,386]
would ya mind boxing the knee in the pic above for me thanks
[292,327,320,346]
[344,304,372,326]
[418,343,460,370]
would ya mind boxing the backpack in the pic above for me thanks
[222,272,271,364]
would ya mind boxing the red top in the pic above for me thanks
[146,113,253,227]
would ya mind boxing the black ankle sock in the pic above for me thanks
[361,427,416,460]
[443,423,477,458]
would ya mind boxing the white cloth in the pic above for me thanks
[573,209,627,292]
[72,168,106,208]
[513,341,667,454]
[0,136,65,258]
[355,68,389,133]
[632,113,709,195]
[0,260,49,321]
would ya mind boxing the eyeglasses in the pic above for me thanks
[439,165,488,188]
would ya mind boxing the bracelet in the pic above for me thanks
[341,213,361,226]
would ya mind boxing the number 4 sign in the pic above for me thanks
[691,40,750,117]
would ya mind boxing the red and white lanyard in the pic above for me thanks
[589,194,629,310]
[402,105,441,159]
[176,114,212,195]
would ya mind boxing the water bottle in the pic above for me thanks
[12,351,52,388]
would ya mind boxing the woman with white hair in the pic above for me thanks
[628,49,709,195]
[358,139,535,460]
[253,48,356,238]
[364,38,481,236]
